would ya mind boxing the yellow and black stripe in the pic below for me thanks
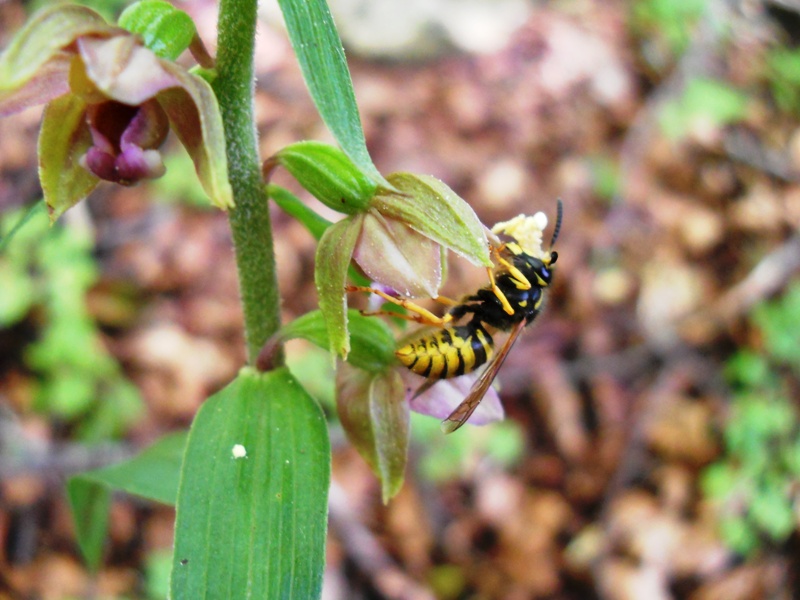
[396,325,494,379]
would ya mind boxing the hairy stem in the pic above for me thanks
[214,0,281,364]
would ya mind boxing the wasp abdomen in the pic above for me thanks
[396,325,494,379]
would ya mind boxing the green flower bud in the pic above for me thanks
[118,0,197,61]
[272,141,378,215]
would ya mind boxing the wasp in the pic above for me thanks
[347,200,562,433]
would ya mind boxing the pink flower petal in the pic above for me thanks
[403,369,504,426]
[78,36,178,105]
[353,210,442,298]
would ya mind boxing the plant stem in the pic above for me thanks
[213,0,281,364]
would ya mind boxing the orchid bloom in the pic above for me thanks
[0,4,232,220]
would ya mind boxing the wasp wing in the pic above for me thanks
[440,319,526,433]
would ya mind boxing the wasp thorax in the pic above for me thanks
[491,212,549,260]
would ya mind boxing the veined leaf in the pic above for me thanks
[170,368,330,599]
[67,431,188,570]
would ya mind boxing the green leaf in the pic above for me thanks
[170,368,330,599]
[118,0,197,61]
[275,0,386,187]
[315,214,363,358]
[274,141,377,215]
[0,202,47,254]
[81,432,187,505]
[67,432,188,568]
[38,94,99,222]
[719,515,758,556]
[372,172,492,267]
[280,309,396,372]
[66,476,111,571]
[750,481,796,541]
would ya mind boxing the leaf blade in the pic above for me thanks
[275,0,385,186]
[170,368,330,599]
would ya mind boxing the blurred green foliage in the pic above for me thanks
[29,0,130,21]
[0,205,142,441]
[411,412,524,481]
[630,0,707,67]
[145,549,173,600]
[151,146,214,208]
[703,281,800,555]
[586,154,621,201]
[765,48,800,117]
[659,78,748,140]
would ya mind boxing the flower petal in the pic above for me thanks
[0,4,116,98]
[38,94,99,221]
[77,36,179,105]
[155,63,233,209]
[115,145,166,183]
[404,370,504,426]
[353,210,441,298]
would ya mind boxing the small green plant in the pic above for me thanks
[0,206,142,440]
[659,77,749,140]
[630,0,708,66]
[765,47,800,117]
[703,281,800,555]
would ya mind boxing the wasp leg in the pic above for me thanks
[486,267,515,316]
[433,295,460,306]
[359,309,438,324]
[489,243,531,291]
[346,285,453,326]
[495,255,531,290]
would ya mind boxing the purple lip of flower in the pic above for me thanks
[81,99,169,185]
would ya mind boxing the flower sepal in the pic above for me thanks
[336,362,408,503]
[372,172,492,268]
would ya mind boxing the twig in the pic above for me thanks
[714,233,800,321]
[328,481,436,600]
[723,128,800,183]
[0,408,134,479]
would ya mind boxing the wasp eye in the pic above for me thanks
[549,251,558,265]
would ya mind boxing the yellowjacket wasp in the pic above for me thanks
[347,200,562,433]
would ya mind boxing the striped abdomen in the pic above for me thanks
[395,325,494,379]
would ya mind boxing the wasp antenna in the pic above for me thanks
[549,199,563,248]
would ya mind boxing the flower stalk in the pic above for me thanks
[213,0,282,364]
